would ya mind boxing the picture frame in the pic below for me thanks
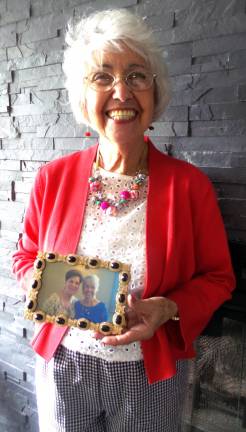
[24,251,131,335]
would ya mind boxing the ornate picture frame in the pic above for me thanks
[24,251,130,336]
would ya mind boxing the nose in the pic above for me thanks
[112,79,132,102]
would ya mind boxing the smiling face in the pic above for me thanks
[64,276,81,296]
[82,45,155,148]
[83,278,96,301]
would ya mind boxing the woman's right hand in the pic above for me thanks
[20,267,34,293]
[95,293,178,346]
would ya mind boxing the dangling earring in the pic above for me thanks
[84,125,91,137]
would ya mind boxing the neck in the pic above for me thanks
[83,298,95,306]
[97,137,148,175]
[61,291,71,303]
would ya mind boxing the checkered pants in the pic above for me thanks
[36,345,188,432]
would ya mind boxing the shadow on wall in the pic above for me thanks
[0,367,38,432]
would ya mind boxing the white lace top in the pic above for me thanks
[61,165,148,361]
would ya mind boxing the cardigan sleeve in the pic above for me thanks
[12,168,44,282]
[164,177,235,353]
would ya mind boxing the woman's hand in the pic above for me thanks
[20,267,34,293]
[99,294,178,346]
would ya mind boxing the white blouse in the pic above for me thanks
[61,166,148,361]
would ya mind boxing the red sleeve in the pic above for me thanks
[12,169,44,281]
[164,178,235,352]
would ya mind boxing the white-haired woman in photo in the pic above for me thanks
[74,274,108,322]
[13,8,235,432]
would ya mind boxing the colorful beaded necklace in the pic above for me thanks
[88,147,148,216]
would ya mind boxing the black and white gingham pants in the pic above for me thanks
[36,345,188,432]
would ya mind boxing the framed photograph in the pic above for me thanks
[24,251,131,335]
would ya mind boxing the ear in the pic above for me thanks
[81,99,90,124]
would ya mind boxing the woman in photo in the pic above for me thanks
[13,8,235,432]
[42,269,83,318]
[74,274,108,323]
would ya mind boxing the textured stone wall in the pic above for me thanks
[0,0,246,430]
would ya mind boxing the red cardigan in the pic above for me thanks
[12,139,235,383]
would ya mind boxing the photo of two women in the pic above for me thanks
[38,263,119,323]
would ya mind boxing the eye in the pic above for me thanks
[90,72,114,86]
[127,71,148,82]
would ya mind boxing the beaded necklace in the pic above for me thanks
[88,147,148,216]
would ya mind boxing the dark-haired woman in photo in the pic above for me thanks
[42,269,83,318]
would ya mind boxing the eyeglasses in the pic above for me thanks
[84,70,157,92]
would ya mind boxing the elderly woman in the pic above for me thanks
[74,274,108,322]
[13,8,235,432]
[43,269,83,318]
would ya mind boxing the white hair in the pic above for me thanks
[83,274,100,293]
[63,8,170,125]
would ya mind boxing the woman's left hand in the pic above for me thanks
[97,294,178,346]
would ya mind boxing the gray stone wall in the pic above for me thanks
[0,0,245,430]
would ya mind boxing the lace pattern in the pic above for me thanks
[62,328,144,362]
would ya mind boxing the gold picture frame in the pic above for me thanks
[24,251,130,335]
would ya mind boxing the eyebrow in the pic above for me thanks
[101,63,146,69]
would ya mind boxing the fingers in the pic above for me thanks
[94,329,142,345]
[102,322,155,346]
[92,331,104,340]
[127,293,146,316]
[127,294,156,313]
[101,333,137,346]
[127,293,137,309]
[21,267,34,292]
[128,295,174,325]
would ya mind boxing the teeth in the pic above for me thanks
[108,110,136,120]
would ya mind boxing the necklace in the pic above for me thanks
[88,148,148,216]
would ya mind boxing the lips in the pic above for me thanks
[106,109,137,121]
